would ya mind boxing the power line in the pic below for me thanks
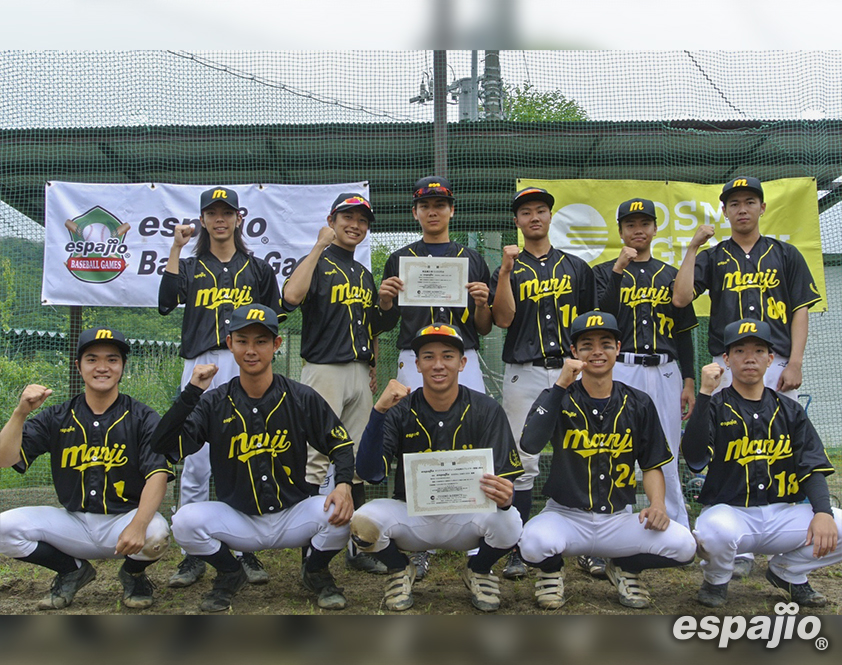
[684,51,746,118]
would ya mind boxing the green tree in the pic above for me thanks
[503,83,588,121]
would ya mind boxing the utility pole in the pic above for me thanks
[433,50,447,176]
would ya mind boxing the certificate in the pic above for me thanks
[404,449,495,517]
[397,256,469,308]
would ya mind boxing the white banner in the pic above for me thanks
[42,181,372,307]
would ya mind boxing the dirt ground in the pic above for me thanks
[1,544,840,616]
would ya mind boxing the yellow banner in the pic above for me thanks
[516,178,827,315]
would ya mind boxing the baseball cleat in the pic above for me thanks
[37,560,97,610]
[199,566,248,613]
[462,567,501,612]
[345,547,388,574]
[696,580,729,608]
[383,562,416,611]
[301,565,347,610]
[118,565,155,609]
[238,552,270,585]
[731,556,755,580]
[765,568,827,608]
[534,569,566,609]
[605,560,651,609]
[576,555,607,579]
[408,551,431,580]
[502,550,528,580]
[168,555,206,588]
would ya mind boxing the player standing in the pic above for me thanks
[594,198,697,531]
[151,304,355,612]
[490,186,595,579]
[683,319,841,608]
[158,186,284,588]
[0,327,173,610]
[282,193,389,573]
[518,312,697,610]
[350,324,524,612]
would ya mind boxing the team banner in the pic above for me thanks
[517,178,827,315]
[42,182,371,307]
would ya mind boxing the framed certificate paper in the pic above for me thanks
[403,449,495,517]
[397,256,469,308]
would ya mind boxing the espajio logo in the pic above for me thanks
[673,602,827,650]
[64,206,131,284]
[549,204,609,262]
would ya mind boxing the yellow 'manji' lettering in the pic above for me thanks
[331,283,374,308]
[722,269,780,292]
[195,285,254,309]
[619,284,672,308]
[724,434,793,466]
[61,443,129,472]
[562,428,634,458]
[229,429,292,462]
[519,276,572,303]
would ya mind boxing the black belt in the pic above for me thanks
[619,352,670,367]
[532,356,565,369]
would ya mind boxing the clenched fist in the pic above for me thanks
[689,225,715,250]
[172,224,195,248]
[374,379,411,413]
[699,363,724,395]
[190,364,219,391]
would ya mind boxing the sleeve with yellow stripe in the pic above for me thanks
[302,387,356,485]
[150,383,209,465]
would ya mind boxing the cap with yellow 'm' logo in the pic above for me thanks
[76,327,131,360]
[723,318,773,350]
[229,304,279,336]
[412,175,454,202]
[570,311,622,344]
[200,187,240,212]
[617,198,657,223]
[720,176,764,204]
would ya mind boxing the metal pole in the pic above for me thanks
[483,50,503,120]
[69,305,83,396]
[433,49,447,176]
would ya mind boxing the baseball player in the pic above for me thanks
[378,176,492,394]
[517,312,697,610]
[490,186,596,579]
[683,319,841,608]
[151,304,355,613]
[673,176,822,578]
[282,193,390,574]
[350,324,524,612]
[158,186,285,588]
[0,327,173,610]
[594,197,698,533]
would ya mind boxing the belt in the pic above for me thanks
[532,356,565,369]
[619,352,670,367]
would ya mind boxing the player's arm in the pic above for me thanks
[159,225,194,314]
[673,225,714,307]
[377,253,403,316]
[801,472,838,558]
[356,380,410,483]
[0,385,53,468]
[639,468,669,531]
[680,363,722,471]
[676,329,696,420]
[115,471,168,556]
[151,364,218,461]
[595,263,623,315]
[478,403,522,508]
[491,247,518,328]
[778,306,808,393]
[520,362,581,455]
[281,226,335,307]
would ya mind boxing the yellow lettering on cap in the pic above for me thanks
[428,182,442,188]
[212,189,228,199]
[733,179,747,188]
[738,321,758,334]
[95,329,113,339]
[246,308,265,321]
[629,201,644,211]
[586,315,604,327]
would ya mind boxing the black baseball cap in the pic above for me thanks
[76,327,130,360]
[330,193,375,222]
[228,304,279,337]
[720,177,764,203]
[512,187,555,214]
[200,187,240,212]
[617,198,657,222]
[412,176,454,202]
[570,311,622,344]
[723,319,773,351]
[410,323,465,355]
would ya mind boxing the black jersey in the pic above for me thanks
[13,394,173,514]
[158,251,284,359]
[359,385,523,501]
[521,381,672,513]
[380,240,491,350]
[490,248,595,364]
[594,257,697,359]
[152,375,355,516]
[682,387,834,507]
[693,236,821,357]
[283,244,389,364]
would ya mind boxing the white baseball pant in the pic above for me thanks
[613,359,690,529]
[170,496,350,556]
[518,499,697,564]
[0,506,170,561]
[397,348,486,393]
[502,363,562,492]
[694,503,842,585]
[350,499,522,554]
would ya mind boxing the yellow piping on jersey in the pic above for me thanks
[568,396,593,509]
[411,409,433,450]
[229,396,263,515]
[101,410,130,514]
[70,409,89,509]
[452,404,471,449]
[324,257,359,361]
[723,399,751,507]
[198,259,221,347]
